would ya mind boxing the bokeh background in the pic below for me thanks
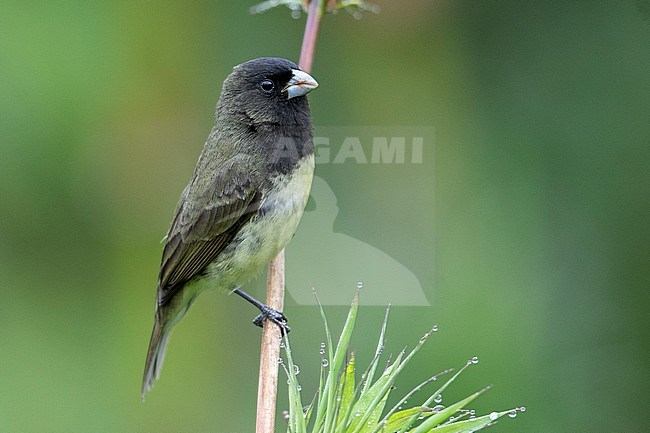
[1,1,649,432]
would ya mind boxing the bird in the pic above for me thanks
[142,57,318,398]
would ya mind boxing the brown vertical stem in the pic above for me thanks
[299,0,323,73]
[255,2,324,431]
[255,250,286,433]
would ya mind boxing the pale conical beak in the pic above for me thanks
[284,69,319,99]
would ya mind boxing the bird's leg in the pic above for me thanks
[233,288,290,334]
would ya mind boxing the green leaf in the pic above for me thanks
[358,390,391,433]
[398,362,472,433]
[303,390,318,428]
[284,335,307,433]
[383,407,434,432]
[426,414,495,433]
[409,387,491,433]
[360,305,390,398]
[351,327,432,433]
[346,354,401,433]
[312,291,337,433]
[377,369,453,433]
[323,293,359,433]
[335,352,357,429]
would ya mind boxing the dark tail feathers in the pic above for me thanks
[141,320,171,399]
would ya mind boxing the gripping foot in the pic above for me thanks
[233,288,290,335]
[253,306,290,335]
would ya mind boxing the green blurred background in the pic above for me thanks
[1,1,649,432]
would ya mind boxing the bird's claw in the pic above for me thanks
[253,306,290,335]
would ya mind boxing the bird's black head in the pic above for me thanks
[217,57,318,130]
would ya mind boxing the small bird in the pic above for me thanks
[142,57,318,397]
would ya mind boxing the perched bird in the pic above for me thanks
[142,57,318,397]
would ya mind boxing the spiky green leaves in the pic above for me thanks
[280,294,524,433]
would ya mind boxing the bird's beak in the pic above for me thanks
[284,69,319,99]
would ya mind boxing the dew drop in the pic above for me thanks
[471,356,479,364]
[489,412,499,421]
[282,410,289,419]
[519,406,526,412]
[291,10,301,19]
[353,11,362,19]
[321,359,329,368]
[293,364,300,375]
[434,394,443,403]
[356,281,364,289]
[297,385,302,391]
[432,324,439,332]
[508,410,517,418]
[432,405,444,411]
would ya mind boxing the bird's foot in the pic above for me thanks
[253,306,291,335]
[233,288,291,335]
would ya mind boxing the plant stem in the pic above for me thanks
[255,2,324,432]
[256,249,286,433]
[299,0,323,73]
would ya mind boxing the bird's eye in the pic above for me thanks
[260,80,275,93]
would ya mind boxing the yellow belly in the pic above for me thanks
[204,154,315,290]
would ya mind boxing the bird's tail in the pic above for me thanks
[141,319,171,399]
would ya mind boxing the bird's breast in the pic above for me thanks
[205,154,315,288]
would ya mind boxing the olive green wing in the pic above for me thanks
[157,154,262,306]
